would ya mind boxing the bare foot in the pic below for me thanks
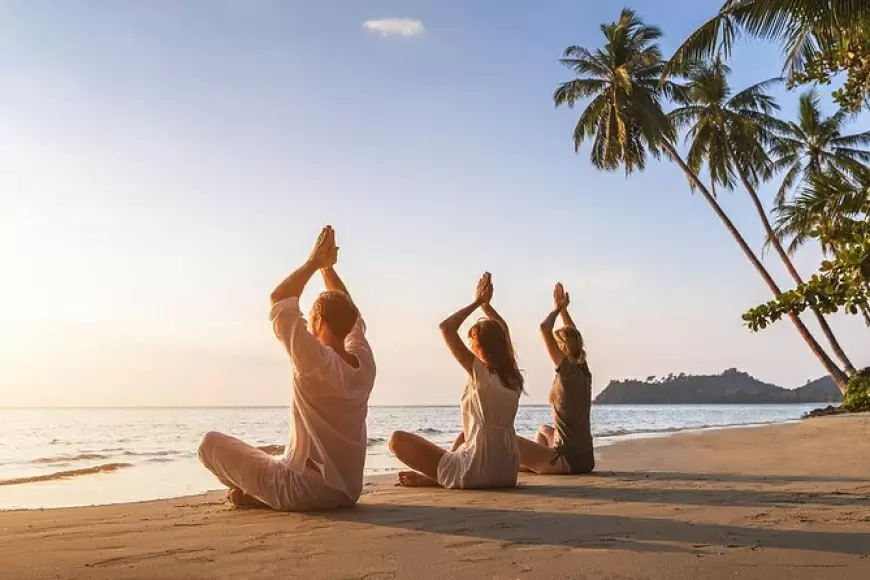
[397,470,439,487]
[227,488,267,509]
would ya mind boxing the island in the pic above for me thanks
[593,368,843,404]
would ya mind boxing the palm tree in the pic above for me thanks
[554,13,676,173]
[775,171,870,325]
[770,91,870,328]
[775,170,870,254]
[665,1,870,79]
[770,90,870,207]
[554,8,850,392]
[668,60,859,375]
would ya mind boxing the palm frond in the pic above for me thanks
[832,131,870,148]
[572,94,608,151]
[668,105,704,130]
[669,1,870,82]
[775,160,803,206]
[833,147,870,163]
[784,26,818,76]
[553,78,607,107]
[774,166,870,254]
[559,49,611,77]
[728,77,783,113]
[663,12,737,79]
[770,87,870,211]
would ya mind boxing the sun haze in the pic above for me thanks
[1,0,867,407]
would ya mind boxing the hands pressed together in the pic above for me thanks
[308,225,339,270]
[553,282,570,312]
[474,272,494,306]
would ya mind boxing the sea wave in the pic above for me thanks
[31,453,108,464]
[415,428,442,435]
[0,463,133,486]
[367,437,386,446]
[122,450,182,457]
[30,450,183,464]
[596,426,689,438]
[595,422,778,439]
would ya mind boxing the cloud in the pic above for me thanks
[362,18,425,37]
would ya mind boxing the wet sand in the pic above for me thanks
[2,414,869,579]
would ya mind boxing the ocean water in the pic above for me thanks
[0,404,821,510]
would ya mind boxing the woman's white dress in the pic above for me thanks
[436,358,520,489]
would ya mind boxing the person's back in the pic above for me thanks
[517,282,595,475]
[550,359,594,473]
[198,225,377,511]
[278,302,376,502]
[451,358,520,489]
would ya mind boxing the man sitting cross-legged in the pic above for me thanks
[198,225,376,511]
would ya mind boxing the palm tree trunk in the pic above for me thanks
[661,142,850,393]
[735,168,858,376]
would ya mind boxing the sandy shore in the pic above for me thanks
[2,415,869,579]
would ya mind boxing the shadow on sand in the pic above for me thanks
[597,470,869,485]
[313,500,870,556]
[504,481,870,508]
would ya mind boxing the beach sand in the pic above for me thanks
[2,414,869,579]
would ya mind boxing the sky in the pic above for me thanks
[1,0,868,407]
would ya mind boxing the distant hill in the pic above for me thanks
[594,369,843,404]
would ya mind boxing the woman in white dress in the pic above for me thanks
[388,272,523,489]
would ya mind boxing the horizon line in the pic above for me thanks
[0,402,828,410]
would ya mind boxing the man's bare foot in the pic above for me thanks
[227,488,267,508]
[519,466,534,473]
[397,470,439,487]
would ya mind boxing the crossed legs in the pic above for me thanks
[198,431,281,508]
[388,431,448,487]
[518,424,570,475]
[198,430,357,511]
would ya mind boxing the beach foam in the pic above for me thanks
[0,463,133,486]
[31,453,109,464]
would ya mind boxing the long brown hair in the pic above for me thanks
[468,319,525,393]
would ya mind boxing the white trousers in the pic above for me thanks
[197,431,354,512]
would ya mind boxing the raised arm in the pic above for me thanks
[269,226,338,377]
[322,263,369,346]
[270,261,318,305]
[560,305,578,329]
[556,282,577,329]
[540,283,570,367]
[439,273,492,375]
[321,266,350,298]
[540,308,566,368]
[440,301,482,375]
[270,226,337,305]
[481,302,513,350]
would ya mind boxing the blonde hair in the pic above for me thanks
[554,326,586,363]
